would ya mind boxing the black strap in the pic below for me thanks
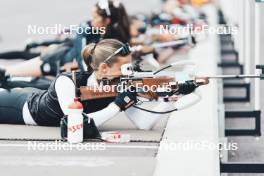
[132,105,178,114]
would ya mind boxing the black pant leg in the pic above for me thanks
[0,51,40,60]
[0,88,37,124]
[6,77,52,90]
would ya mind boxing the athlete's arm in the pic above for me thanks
[124,89,202,130]
[125,101,173,130]
[55,75,202,129]
[55,75,76,114]
[55,75,132,127]
[87,103,121,127]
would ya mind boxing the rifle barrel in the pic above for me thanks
[152,39,186,48]
[204,74,261,79]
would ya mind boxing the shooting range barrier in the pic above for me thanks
[218,0,264,174]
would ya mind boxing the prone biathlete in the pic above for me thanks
[0,0,131,78]
[0,39,202,130]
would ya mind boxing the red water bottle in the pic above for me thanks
[67,98,83,143]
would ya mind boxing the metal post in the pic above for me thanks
[238,0,246,65]
[255,3,261,110]
[244,0,252,84]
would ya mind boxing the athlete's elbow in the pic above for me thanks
[134,120,155,130]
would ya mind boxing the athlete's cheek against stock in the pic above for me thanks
[107,55,132,76]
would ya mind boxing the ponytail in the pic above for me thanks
[82,39,125,72]
[82,43,97,72]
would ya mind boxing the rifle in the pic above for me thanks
[78,64,264,102]
[79,76,178,101]
[78,62,209,102]
[76,61,209,114]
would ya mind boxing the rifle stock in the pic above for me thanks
[79,77,177,101]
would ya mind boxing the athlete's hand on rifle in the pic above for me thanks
[177,77,209,95]
[114,87,138,111]
[132,45,156,57]
[194,77,210,85]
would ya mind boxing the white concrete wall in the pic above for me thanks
[154,5,220,176]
